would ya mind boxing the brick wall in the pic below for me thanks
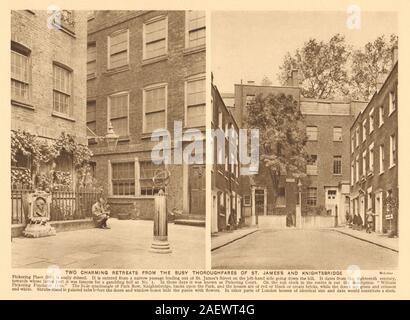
[11,10,87,144]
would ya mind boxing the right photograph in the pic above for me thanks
[211,10,398,270]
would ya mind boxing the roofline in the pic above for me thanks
[350,61,398,130]
[234,83,301,91]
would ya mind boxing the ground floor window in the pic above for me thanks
[139,161,165,196]
[307,187,317,206]
[111,161,135,196]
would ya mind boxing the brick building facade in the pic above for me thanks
[350,58,398,234]
[231,80,366,226]
[87,11,206,220]
[11,10,88,185]
[211,76,241,233]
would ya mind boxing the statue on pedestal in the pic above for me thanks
[23,191,56,238]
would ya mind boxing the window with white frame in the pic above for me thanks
[389,90,396,115]
[333,155,342,175]
[307,187,317,206]
[367,189,373,211]
[379,104,384,127]
[390,134,396,167]
[244,195,251,206]
[139,161,165,196]
[306,126,318,141]
[355,156,359,182]
[186,75,205,127]
[351,136,355,153]
[108,92,129,137]
[362,150,367,176]
[111,161,135,196]
[379,144,385,174]
[362,119,367,142]
[369,144,374,173]
[143,84,167,133]
[355,127,360,147]
[108,29,128,69]
[369,109,374,133]
[351,162,354,186]
[143,16,167,60]
[186,11,205,48]
[86,100,96,134]
[306,154,318,175]
[87,42,96,77]
[53,63,72,116]
[333,127,342,141]
[246,95,255,106]
[218,111,223,129]
[11,43,30,103]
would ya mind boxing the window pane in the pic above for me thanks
[87,100,96,133]
[11,51,29,83]
[145,111,165,132]
[306,126,318,140]
[145,87,166,113]
[145,39,166,59]
[189,28,205,47]
[53,64,71,94]
[110,94,128,118]
[145,19,166,43]
[187,105,205,127]
[188,11,205,30]
[111,117,128,137]
[187,79,205,106]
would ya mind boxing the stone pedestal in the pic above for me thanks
[23,222,56,238]
[295,205,302,229]
[23,191,56,238]
[150,190,172,254]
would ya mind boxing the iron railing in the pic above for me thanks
[11,189,101,224]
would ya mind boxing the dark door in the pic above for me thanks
[189,165,205,216]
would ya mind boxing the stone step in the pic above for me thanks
[172,214,205,221]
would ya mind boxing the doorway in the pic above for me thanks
[375,191,383,233]
[254,189,265,216]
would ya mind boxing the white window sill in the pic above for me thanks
[51,111,75,122]
[389,109,396,117]
[11,99,34,110]
[105,65,130,75]
[183,45,206,56]
[389,163,396,170]
[379,122,384,128]
[142,54,168,66]
[379,171,385,176]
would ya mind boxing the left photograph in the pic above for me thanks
[11,10,206,269]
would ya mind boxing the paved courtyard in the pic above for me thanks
[212,229,398,270]
[12,219,205,269]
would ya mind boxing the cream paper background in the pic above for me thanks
[0,0,409,300]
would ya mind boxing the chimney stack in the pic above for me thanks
[392,45,398,66]
[287,69,300,87]
[247,80,255,85]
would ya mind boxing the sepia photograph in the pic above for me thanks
[10,9,206,269]
[211,10,399,270]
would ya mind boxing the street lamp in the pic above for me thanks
[87,122,119,151]
[104,122,119,151]
[297,178,302,205]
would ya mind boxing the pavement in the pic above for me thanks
[211,227,259,251]
[331,226,398,252]
[212,228,398,270]
[12,218,205,269]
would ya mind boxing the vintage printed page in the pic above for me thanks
[1,0,410,301]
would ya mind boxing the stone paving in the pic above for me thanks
[12,219,205,269]
[212,228,398,270]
